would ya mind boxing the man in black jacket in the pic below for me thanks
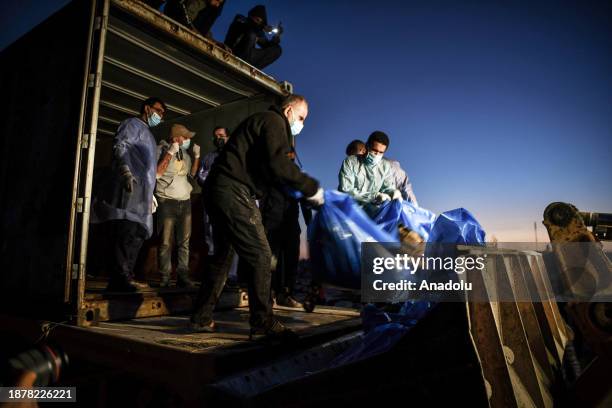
[164,0,225,41]
[190,94,324,339]
[224,5,282,69]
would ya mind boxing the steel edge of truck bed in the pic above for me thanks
[112,0,291,97]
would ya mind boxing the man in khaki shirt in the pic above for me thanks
[155,124,200,287]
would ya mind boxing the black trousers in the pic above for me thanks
[261,188,301,294]
[108,219,148,283]
[234,31,282,69]
[191,174,273,327]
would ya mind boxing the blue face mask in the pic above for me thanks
[147,111,162,127]
[181,139,191,150]
[364,151,382,166]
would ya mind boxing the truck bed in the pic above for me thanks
[1,306,361,404]
[87,306,360,350]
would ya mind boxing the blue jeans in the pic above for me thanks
[156,197,192,281]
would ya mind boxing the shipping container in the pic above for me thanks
[0,0,293,325]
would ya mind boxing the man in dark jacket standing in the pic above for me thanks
[190,94,324,339]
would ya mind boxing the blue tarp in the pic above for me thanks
[309,191,486,288]
[308,191,486,366]
[308,191,395,289]
[373,199,437,241]
[330,301,434,367]
[428,207,486,244]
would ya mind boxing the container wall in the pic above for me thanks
[0,0,92,316]
[87,95,278,284]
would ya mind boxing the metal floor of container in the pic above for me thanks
[46,305,362,401]
[81,277,362,325]
[86,306,360,351]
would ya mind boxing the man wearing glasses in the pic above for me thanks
[92,97,166,292]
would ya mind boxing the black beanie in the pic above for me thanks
[248,5,268,25]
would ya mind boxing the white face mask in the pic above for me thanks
[288,108,304,136]
[290,120,304,136]
[148,111,162,127]
[364,151,383,166]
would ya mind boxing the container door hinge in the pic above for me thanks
[81,133,90,149]
[76,197,84,213]
[87,73,101,88]
[95,15,108,30]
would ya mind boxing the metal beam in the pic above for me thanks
[101,79,191,115]
[110,0,289,97]
[97,128,115,136]
[98,115,120,125]
[107,24,253,98]
[104,55,220,107]
[100,99,139,116]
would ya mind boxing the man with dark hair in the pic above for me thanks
[224,4,282,69]
[196,126,231,270]
[345,139,366,156]
[190,94,323,339]
[338,131,401,216]
[345,137,418,205]
[197,126,229,190]
[92,97,166,292]
[164,0,226,44]
[140,96,167,117]
[368,130,390,147]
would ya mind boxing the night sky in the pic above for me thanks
[2,0,611,242]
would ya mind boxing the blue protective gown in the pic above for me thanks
[91,117,157,238]
[386,158,418,206]
[338,154,396,215]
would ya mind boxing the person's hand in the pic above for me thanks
[392,189,403,201]
[192,143,201,158]
[306,187,325,207]
[167,142,180,156]
[119,165,136,193]
[375,192,391,203]
[4,369,38,408]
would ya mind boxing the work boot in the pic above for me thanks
[275,288,302,309]
[189,319,216,333]
[105,278,149,293]
[177,270,195,289]
[249,319,298,342]
[158,275,171,288]
[131,280,150,289]
[224,276,240,290]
